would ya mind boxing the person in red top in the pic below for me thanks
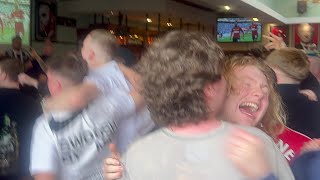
[249,22,259,41]
[276,127,311,163]
[10,1,24,37]
[230,22,244,42]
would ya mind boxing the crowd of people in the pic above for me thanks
[1,29,320,180]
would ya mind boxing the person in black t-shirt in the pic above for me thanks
[0,58,42,180]
[266,48,320,138]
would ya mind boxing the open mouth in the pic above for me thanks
[239,102,259,119]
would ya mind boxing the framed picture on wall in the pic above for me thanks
[35,0,57,41]
[269,25,289,46]
[293,23,318,52]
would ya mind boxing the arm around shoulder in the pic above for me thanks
[44,82,100,111]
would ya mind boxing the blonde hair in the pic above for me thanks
[88,29,118,61]
[224,55,286,138]
[266,48,309,82]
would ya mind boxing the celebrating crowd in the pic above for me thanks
[1,29,320,180]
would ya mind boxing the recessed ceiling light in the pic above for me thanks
[224,6,230,10]
[252,18,259,21]
[147,18,152,23]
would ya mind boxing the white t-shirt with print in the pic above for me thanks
[30,92,135,180]
[86,61,155,153]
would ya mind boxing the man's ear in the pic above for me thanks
[48,78,62,96]
[203,83,216,99]
[88,49,95,62]
[0,71,7,81]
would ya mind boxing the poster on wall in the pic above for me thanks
[35,0,56,41]
[270,25,289,46]
[0,0,31,45]
[294,23,318,53]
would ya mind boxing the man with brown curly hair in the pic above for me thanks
[115,31,293,180]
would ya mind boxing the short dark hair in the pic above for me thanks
[12,35,22,42]
[0,58,23,82]
[248,45,270,60]
[46,53,88,84]
[138,31,225,127]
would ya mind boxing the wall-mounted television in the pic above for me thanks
[217,18,262,43]
[0,0,30,45]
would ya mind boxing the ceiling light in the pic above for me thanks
[110,11,114,15]
[134,34,139,38]
[167,22,172,26]
[147,18,152,23]
[252,18,259,21]
[129,35,133,38]
[224,6,230,10]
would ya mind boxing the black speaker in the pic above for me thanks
[297,1,307,14]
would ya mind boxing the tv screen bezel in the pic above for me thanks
[216,17,262,43]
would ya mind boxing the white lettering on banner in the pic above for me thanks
[277,139,295,161]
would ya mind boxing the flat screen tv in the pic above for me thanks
[0,0,30,45]
[217,17,262,43]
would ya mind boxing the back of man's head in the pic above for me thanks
[308,55,320,82]
[88,29,118,61]
[138,31,225,127]
[11,35,22,50]
[46,53,88,85]
[266,48,309,82]
[12,35,22,43]
[0,58,23,82]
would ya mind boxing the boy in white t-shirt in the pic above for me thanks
[30,54,144,180]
